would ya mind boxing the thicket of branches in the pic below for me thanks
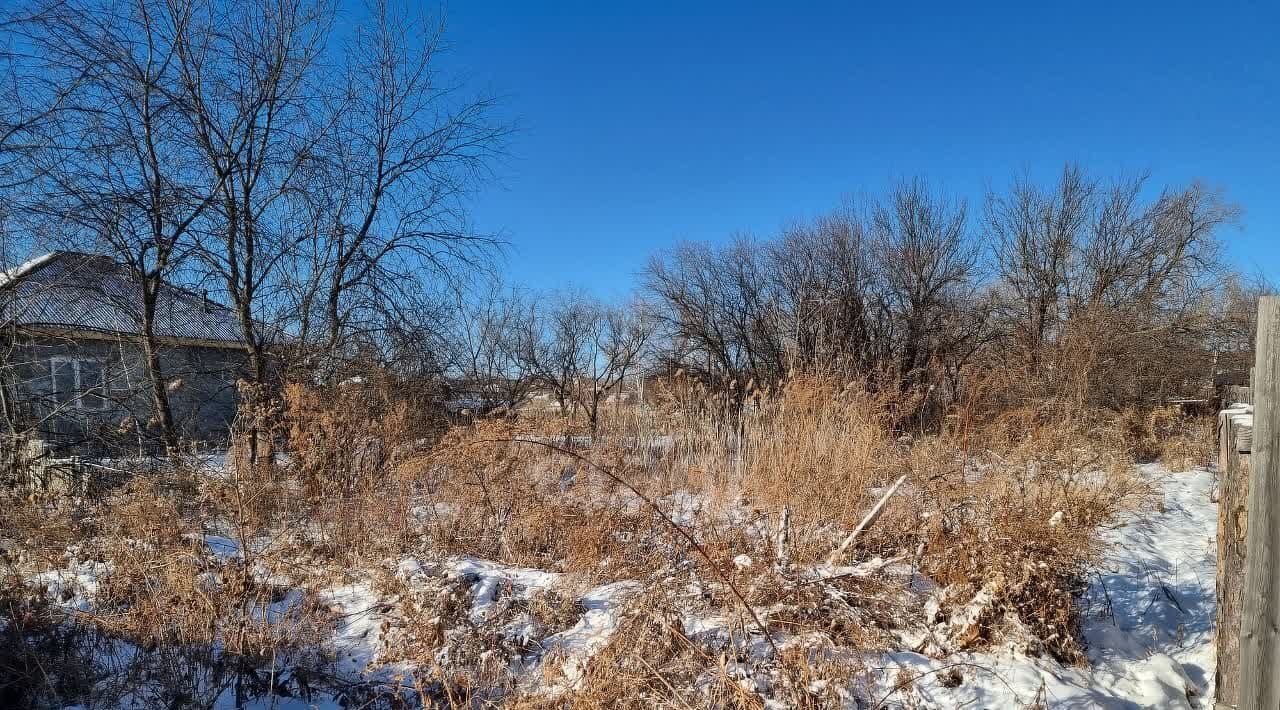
[434,170,1261,450]
[0,0,1269,451]
[641,171,1256,425]
[0,0,506,447]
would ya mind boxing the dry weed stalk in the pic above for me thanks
[0,363,1211,707]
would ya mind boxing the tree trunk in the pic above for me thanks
[140,292,178,450]
[237,301,266,383]
[233,305,265,468]
[325,281,342,350]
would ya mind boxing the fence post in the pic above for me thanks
[1218,403,1250,706]
[1239,296,1280,710]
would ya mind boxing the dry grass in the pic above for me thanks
[0,367,1208,707]
[1126,405,1216,471]
[0,470,340,708]
[393,371,1161,667]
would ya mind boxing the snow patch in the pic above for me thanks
[869,464,1216,708]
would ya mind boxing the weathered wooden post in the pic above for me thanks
[1218,400,1253,707]
[1239,296,1280,710]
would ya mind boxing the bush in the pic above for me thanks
[0,366,1176,706]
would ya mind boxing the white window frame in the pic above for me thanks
[49,356,110,411]
[111,341,135,395]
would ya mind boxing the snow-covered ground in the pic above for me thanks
[367,464,1223,708]
[873,464,1218,708]
[22,464,1220,708]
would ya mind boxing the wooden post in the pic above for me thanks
[1218,406,1251,707]
[1239,296,1280,710]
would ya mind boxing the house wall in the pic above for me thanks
[5,332,247,451]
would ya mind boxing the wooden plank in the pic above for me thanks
[1238,422,1254,454]
[1220,409,1233,473]
[1239,296,1280,710]
[1217,409,1249,707]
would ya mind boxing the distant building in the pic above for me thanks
[0,251,251,452]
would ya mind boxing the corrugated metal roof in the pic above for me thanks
[0,251,247,345]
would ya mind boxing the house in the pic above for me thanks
[0,251,251,453]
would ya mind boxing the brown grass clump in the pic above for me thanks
[261,377,443,566]
[1157,416,1214,472]
[918,405,1152,662]
[82,479,331,666]
[537,578,876,710]
[405,419,729,578]
[1119,406,1214,471]
[628,374,1153,663]
[0,465,342,708]
[0,363,1181,707]
[733,375,908,563]
[550,589,712,709]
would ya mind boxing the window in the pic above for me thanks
[51,359,76,404]
[79,360,106,409]
[49,357,110,411]
[110,344,136,395]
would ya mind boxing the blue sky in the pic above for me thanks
[416,1,1278,297]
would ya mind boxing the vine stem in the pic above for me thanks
[470,435,802,703]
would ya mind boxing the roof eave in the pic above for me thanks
[12,324,252,351]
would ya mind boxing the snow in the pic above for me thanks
[0,251,57,287]
[429,555,643,682]
[320,582,404,676]
[870,464,1218,708]
[1085,465,1217,695]
[813,555,904,581]
[186,533,242,561]
[28,559,112,612]
[1223,403,1254,429]
[544,580,644,686]
[440,555,565,623]
[18,464,1222,708]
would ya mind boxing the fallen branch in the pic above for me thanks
[775,505,791,566]
[826,474,908,566]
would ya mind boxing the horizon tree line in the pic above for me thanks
[0,0,1269,448]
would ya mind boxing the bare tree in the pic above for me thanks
[299,0,507,357]
[517,292,594,415]
[1209,272,1275,380]
[0,5,73,200]
[645,188,985,420]
[0,4,72,448]
[767,208,892,375]
[983,165,1237,406]
[515,293,653,434]
[446,280,539,412]
[870,178,980,399]
[642,238,787,396]
[573,301,653,435]
[984,165,1091,373]
[21,0,227,449]
[174,0,332,382]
